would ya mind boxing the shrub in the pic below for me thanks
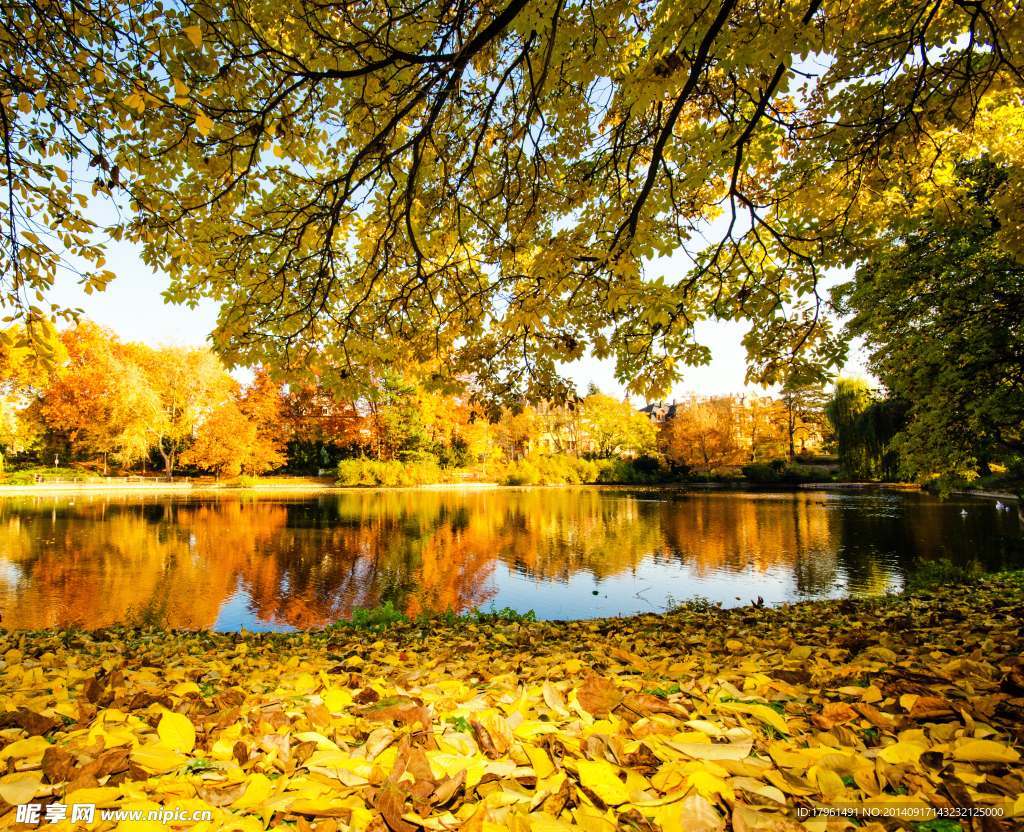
[741,462,782,482]
[904,558,981,591]
[502,460,542,485]
[333,458,442,487]
[232,474,259,489]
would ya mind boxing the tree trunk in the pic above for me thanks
[157,435,174,478]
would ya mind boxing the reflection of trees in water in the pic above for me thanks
[0,494,500,629]
[488,490,664,584]
[5,489,992,630]
[659,494,843,595]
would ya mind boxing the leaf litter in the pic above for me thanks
[1,574,1024,832]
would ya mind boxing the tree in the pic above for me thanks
[9,0,1022,403]
[579,393,658,458]
[237,367,288,472]
[106,344,234,476]
[832,160,1024,483]
[779,380,830,461]
[824,379,907,481]
[26,321,120,466]
[280,378,365,472]
[366,373,434,462]
[664,395,743,472]
[0,0,161,353]
[735,393,787,462]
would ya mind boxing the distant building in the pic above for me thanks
[638,399,679,430]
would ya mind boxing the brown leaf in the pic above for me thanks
[821,702,858,725]
[852,702,895,730]
[677,791,725,832]
[577,675,623,717]
[376,776,414,832]
[772,670,811,685]
[909,696,957,721]
[620,692,686,718]
[77,747,130,780]
[232,740,249,766]
[127,691,174,711]
[362,697,430,731]
[470,719,500,760]
[82,676,106,704]
[354,686,381,705]
[1000,666,1024,696]
[214,707,240,730]
[212,689,246,710]
[66,774,101,794]
[41,746,76,785]
[0,709,58,737]
[293,740,318,767]
[431,767,465,807]
[195,782,248,807]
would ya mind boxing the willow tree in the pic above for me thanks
[4,0,1024,408]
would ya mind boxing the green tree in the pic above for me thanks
[367,373,433,462]
[832,160,1024,484]
[779,379,830,461]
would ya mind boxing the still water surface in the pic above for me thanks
[0,488,1017,631]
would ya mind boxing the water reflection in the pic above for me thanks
[0,489,1017,630]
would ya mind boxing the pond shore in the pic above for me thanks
[2,576,1023,831]
[0,480,947,496]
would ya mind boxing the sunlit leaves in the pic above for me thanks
[2,574,1024,829]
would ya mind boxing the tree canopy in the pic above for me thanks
[3,0,1023,407]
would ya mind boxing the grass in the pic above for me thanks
[326,600,538,633]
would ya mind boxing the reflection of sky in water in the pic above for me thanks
[0,489,1018,631]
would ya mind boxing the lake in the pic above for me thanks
[0,488,1018,631]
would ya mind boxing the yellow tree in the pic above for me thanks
[106,344,233,476]
[579,393,658,458]
[665,395,744,472]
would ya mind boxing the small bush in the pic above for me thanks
[665,595,723,614]
[904,558,981,592]
[232,474,259,489]
[742,462,782,482]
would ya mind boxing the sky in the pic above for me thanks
[44,231,871,403]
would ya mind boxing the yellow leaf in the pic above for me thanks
[524,744,555,778]
[195,112,214,136]
[0,772,42,805]
[158,712,196,753]
[64,786,121,807]
[719,702,789,735]
[878,742,926,765]
[667,741,752,761]
[232,773,273,809]
[952,740,1021,763]
[324,688,352,712]
[35,91,45,109]
[183,25,203,47]
[685,770,735,801]
[131,743,183,774]
[576,759,630,806]
[0,736,51,760]
[294,731,340,751]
